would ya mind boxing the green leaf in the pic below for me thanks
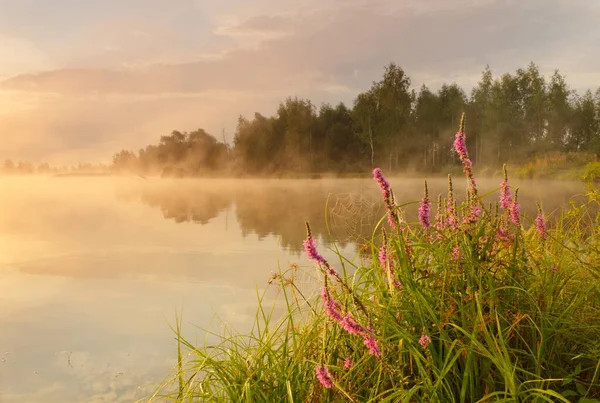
[286,380,294,402]
[575,382,587,396]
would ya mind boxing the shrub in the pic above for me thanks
[583,161,600,183]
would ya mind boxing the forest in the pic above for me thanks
[3,62,600,176]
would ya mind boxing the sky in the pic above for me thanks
[0,0,599,164]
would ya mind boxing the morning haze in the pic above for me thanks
[0,0,599,164]
[1,1,599,402]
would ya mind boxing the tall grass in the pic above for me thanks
[147,115,600,402]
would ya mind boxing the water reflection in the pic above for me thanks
[116,179,385,253]
[118,177,588,252]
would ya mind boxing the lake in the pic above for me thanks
[0,176,586,402]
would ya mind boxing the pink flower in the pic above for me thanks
[463,204,482,225]
[446,212,457,230]
[363,335,381,357]
[453,115,477,195]
[497,225,511,243]
[378,243,387,268]
[321,287,343,322]
[500,180,512,209]
[343,358,354,370]
[304,236,338,276]
[419,181,431,229]
[453,131,473,178]
[373,168,398,229]
[509,199,520,226]
[340,313,365,335]
[536,204,547,240]
[500,165,512,210]
[419,331,432,349]
[451,247,460,261]
[445,193,458,230]
[303,237,326,265]
[372,167,390,196]
[419,198,431,229]
[315,365,333,388]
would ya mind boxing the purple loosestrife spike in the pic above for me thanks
[451,246,460,262]
[372,167,390,194]
[315,365,333,389]
[340,313,365,335]
[419,180,431,229]
[321,287,343,322]
[378,244,387,268]
[500,165,512,210]
[387,213,396,229]
[445,175,458,230]
[303,237,326,266]
[419,330,432,349]
[446,206,457,229]
[453,113,477,195]
[363,335,381,357]
[510,188,521,226]
[304,222,338,276]
[343,358,354,370]
[463,204,482,225]
[402,230,413,261]
[536,202,547,240]
[497,225,510,243]
[373,168,398,229]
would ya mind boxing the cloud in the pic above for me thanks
[4,0,599,94]
[0,35,56,77]
[216,14,291,37]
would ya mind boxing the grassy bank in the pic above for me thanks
[506,152,597,181]
[147,116,600,402]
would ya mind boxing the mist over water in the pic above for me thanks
[0,176,586,402]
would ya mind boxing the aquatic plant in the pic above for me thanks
[500,164,512,210]
[418,180,431,229]
[453,113,477,196]
[536,202,547,240]
[373,167,398,229]
[315,365,334,389]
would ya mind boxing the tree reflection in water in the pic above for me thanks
[116,179,383,253]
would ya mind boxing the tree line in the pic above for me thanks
[3,62,599,176]
[233,62,598,174]
[0,160,109,176]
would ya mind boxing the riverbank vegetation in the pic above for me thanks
[147,116,600,402]
[3,62,600,179]
[114,61,600,177]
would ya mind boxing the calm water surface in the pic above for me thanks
[0,176,585,402]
